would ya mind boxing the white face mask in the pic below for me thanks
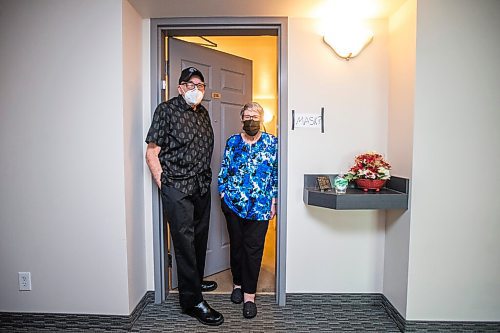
[183,88,204,106]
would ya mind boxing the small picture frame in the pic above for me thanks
[316,176,332,192]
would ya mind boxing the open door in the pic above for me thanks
[167,37,252,288]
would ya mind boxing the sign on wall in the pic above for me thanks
[292,108,325,132]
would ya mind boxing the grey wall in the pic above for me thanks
[0,0,146,315]
[122,0,147,313]
[383,0,500,321]
[383,0,416,317]
[407,0,500,321]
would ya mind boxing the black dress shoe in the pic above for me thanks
[185,301,224,326]
[201,280,218,292]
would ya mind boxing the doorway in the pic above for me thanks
[172,35,277,295]
[149,17,288,306]
[167,37,254,288]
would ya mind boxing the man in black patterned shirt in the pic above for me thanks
[145,67,223,326]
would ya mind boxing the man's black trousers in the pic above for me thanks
[160,185,210,311]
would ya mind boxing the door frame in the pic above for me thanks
[149,17,289,306]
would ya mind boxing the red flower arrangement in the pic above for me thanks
[345,152,391,181]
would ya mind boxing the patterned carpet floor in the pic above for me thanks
[130,293,401,332]
[1,293,401,332]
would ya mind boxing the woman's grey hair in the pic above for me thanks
[240,102,264,119]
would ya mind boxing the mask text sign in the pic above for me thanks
[294,113,322,128]
[291,108,325,133]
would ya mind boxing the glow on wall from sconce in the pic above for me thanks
[252,99,277,135]
[253,99,275,124]
[254,67,277,125]
[257,67,273,95]
[254,94,276,100]
[263,108,274,123]
[312,0,381,20]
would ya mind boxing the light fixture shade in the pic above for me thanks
[323,28,374,61]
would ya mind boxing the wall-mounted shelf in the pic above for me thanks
[303,174,409,210]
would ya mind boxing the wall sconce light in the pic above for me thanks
[323,28,374,61]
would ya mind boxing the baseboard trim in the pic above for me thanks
[285,292,383,306]
[0,290,154,331]
[404,320,500,332]
[381,294,500,332]
[381,294,406,332]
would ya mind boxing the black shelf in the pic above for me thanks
[303,174,409,210]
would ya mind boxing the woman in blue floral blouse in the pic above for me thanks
[218,102,278,319]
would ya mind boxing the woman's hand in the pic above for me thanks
[270,199,277,219]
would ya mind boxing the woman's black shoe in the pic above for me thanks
[231,288,243,304]
[243,301,257,319]
[185,301,224,326]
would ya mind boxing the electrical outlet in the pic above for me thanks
[18,272,32,291]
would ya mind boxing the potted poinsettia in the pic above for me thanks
[344,152,391,191]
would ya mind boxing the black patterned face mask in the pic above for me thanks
[242,119,260,136]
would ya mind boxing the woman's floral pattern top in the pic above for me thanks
[218,132,278,221]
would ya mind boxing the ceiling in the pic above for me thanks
[128,0,407,20]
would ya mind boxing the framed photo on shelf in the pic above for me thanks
[316,176,332,192]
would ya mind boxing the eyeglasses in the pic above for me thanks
[242,115,261,121]
[181,81,206,90]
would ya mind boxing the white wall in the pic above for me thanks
[407,0,500,321]
[383,0,416,317]
[141,19,155,292]
[0,0,146,315]
[122,0,147,313]
[286,17,389,293]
